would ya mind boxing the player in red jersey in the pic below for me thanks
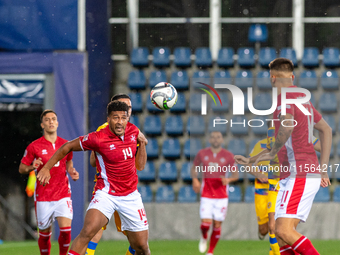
[255,58,332,255]
[19,110,79,255]
[191,131,239,255]
[37,101,150,255]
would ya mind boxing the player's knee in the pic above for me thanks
[275,226,288,241]
[79,225,97,241]
[258,224,268,235]
[133,242,150,254]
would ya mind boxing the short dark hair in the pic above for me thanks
[40,109,57,122]
[269,58,294,72]
[107,100,129,116]
[111,93,131,102]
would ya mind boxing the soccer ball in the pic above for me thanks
[150,82,178,110]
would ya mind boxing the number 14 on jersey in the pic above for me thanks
[122,147,133,160]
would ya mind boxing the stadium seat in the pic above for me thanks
[187,115,205,136]
[178,185,198,203]
[131,47,149,67]
[168,93,185,113]
[159,161,178,182]
[256,70,271,90]
[319,93,337,112]
[333,186,340,202]
[137,162,156,182]
[192,70,211,88]
[181,162,192,182]
[195,47,213,68]
[310,93,316,108]
[184,138,203,159]
[216,47,234,68]
[155,185,175,203]
[252,92,273,111]
[230,116,249,136]
[320,70,339,90]
[299,70,318,90]
[208,116,227,135]
[279,48,298,67]
[302,47,319,68]
[165,116,184,136]
[237,47,255,68]
[138,185,153,203]
[323,47,340,68]
[314,187,330,202]
[189,93,203,112]
[129,115,140,129]
[174,47,191,67]
[211,93,229,113]
[128,70,146,90]
[170,70,189,90]
[248,24,268,43]
[258,47,277,67]
[143,116,162,136]
[323,115,336,135]
[214,70,232,85]
[152,47,170,67]
[247,173,255,181]
[228,185,242,203]
[162,138,181,159]
[227,138,246,156]
[146,97,163,113]
[235,70,253,90]
[145,138,159,159]
[149,70,167,88]
[251,116,269,136]
[129,92,143,113]
[244,186,255,203]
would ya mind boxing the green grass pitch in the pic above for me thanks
[0,240,339,255]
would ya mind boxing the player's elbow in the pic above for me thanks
[18,164,27,174]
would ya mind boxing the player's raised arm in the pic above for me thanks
[19,157,43,174]
[135,130,148,171]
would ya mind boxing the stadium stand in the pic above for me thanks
[184,138,202,159]
[189,93,203,112]
[146,138,159,159]
[230,116,249,136]
[187,115,205,136]
[314,187,330,202]
[253,92,272,111]
[279,48,298,66]
[149,70,167,87]
[129,92,143,112]
[131,47,149,67]
[320,70,339,90]
[180,162,192,182]
[178,185,198,203]
[162,138,181,159]
[165,116,184,136]
[251,116,269,136]
[217,47,234,68]
[302,47,320,68]
[152,47,170,67]
[248,24,268,43]
[173,47,191,67]
[228,185,242,202]
[159,161,178,182]
[170,70,189,90]
[323,115,336,135]
[138,162,156,182]
[138,185,153,203]
[258,47,277,67]
[319,93,337,112]
[256,70,271,90]
[237,47,255,68]
[227,138,247,156]
[211,92,229,113]
[128,70,146,90]
[235,70,253,90]
[333,186,340,202]
[323,47,340,68]
[299,70,318,90]
[208,116,228,135]
[143,115,162,136]
[195,47,213,68]
[129,115,140,129]
[170,92,186,113]
[214,70,232,85]
[244,186,255,203]
[155,185,175,202]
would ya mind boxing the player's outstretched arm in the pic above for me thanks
[234,149,269,165]
[66,160,79,181]
[19,157,43,174]
[135,131,148,170]
[90,151,96,167]
[37,138,82,186]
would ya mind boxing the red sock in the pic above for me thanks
[292,236,320,255]
[200,222,211,239]
[68,251,80,255]
[38,232,52,255]
[279,245,296,255]
[207,227,221,254]
[58,227,71,255]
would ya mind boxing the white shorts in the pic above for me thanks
[35,197,73,230]
[275,176,321,222]
[200,197,228,222]
[87,189,148,232]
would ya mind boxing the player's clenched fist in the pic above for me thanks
[37,167,51,186]
[234,155,250,165]
[68,167,79,181]
[137,130,148,145]
[33,157,43,169]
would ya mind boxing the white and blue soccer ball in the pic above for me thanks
[150,82,178,110]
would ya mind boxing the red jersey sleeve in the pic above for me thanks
[79,132,99,151]
[21,143,35,166]
[193,150,202,166]
[312,104,322,124]
[66,151,73,161]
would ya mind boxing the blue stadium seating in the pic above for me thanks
[230,116,249,136]
[323,47,340,68]
[170,92,186,113]
[170,70,189,90]
[237,47,255,68]
[256,70,271,90]
[310,93,316,108]
[228,138,246,156]
[319,93,337,112]
[323,115,336,135]
[128,70,146,90]
[320,70,339,90]
[333,186,340,202]
[131,47,149,67]
[214,70,232,85]
[174,47,191,67]
[189,93,203,112]
[178,185,198,203]
[299,70,318,90]
[165,116,183,136]
[162,138,181,159]
[208,116,227,135]
[129,115,140,129]
[217,47,234,68]
[155,185,175,203]
[259,47,277,67]
[149,70,167,88]
[314,187,330,202]
[146,138,159,159]
[211,93,229,113]
[243,92,250,113]
[228,185,242,202]
[137,162,156,182]
[138,185,153,203]
[247,173,255,181]
[192,70,211,88]
[244,186,255,203]
[248,24,268,43]
[253,92,273,111]
[143,116,162,136]
[195,47,212,68]
[181,162,192,182]
[235,70,253,90]
[337,141,340,157]
[249,139,261,152]
[152,47,170,67]
[302,47,319,68]
[129,92,143,112]
[187,116,205,136]
[184,138,203,159]
[146,97,163,113]
[280,48,298,67]
[251,116,269,136]
[159,161,178,182]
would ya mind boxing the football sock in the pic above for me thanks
[86,241,98,255]
[58,227,71,255]
[269,233,280,255]
[269,247,273,255]
[200,222,211,239]
[68,251,80,255]
[279,245,296,255]
[292,236,320,255]
[207,227,221,254]
[125,246,136,255]
[38,231,52,255]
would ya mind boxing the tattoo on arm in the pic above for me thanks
[270,115,294,156]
